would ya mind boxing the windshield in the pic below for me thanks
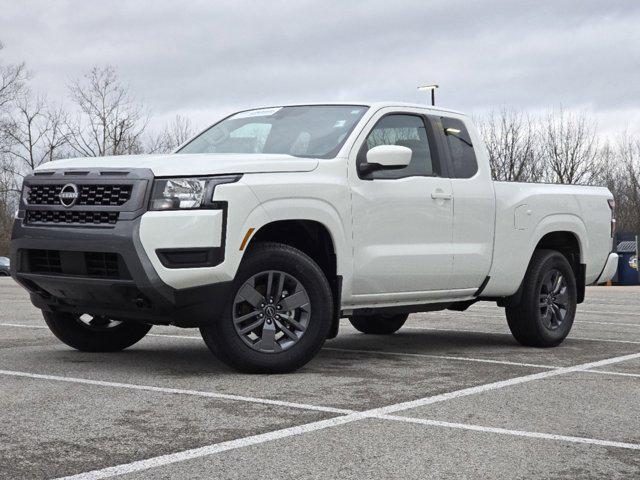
[178,105,368,158]
[0,257,8,266]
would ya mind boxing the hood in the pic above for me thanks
[35,153,319,177]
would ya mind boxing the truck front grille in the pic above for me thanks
[25,210,119,225]
[27,184,133,206]
[25,249,129,279]
[21,169,151,229]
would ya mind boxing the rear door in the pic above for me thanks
[435,115,496,290]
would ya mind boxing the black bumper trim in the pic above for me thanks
[156,247,223,268]
[11,216,233,327]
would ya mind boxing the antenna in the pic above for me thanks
[417,84,439,106]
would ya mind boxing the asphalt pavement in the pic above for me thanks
[1,277,638,479]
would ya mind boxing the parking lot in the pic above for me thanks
[1,276,639,479]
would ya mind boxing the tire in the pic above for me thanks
[505,249,577,348]
[349,313,408,335]
[43,311,152,352]
[200,242,333,373]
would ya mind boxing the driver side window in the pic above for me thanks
[357,114,437,179]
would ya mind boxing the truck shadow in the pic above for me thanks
[40,328,519,377]
[326,330,516,353]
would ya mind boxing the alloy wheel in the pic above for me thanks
[539,268,569,330]
[232,270,311,353]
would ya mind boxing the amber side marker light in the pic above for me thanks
[239,228,255,251]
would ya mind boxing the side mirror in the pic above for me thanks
[362,145,412,175]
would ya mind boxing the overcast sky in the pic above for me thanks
[1,0,639,136]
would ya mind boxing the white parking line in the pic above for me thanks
[429,311,640,326]
[586,370,640,379]
[564,336,640,345]
[56,414,366,480]
[579,310,640,318]
[325,347,638,378]
[1,323,636,377]
[148,332,201,340]
[0,322,46,329]
[468,305,640,320]
[362,351,640,415]
[0,323,203,339]
[378,415,640,450]
[0,322,558,369]
[54,350,640,480]
[400,325,640,345]
[323,347,558,369]
[0,369,353,415]
[576,320,640,327]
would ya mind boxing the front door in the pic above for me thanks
[349,111,454,297]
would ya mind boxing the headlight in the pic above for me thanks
[150,175,241,211]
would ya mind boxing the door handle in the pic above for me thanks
[431,192,453,200]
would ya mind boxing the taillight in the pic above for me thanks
[608,198,616,237]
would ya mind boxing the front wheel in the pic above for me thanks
[505,249,577,347]
[43,312,152,352]
[200,242,333,373]
[349,313,408,335]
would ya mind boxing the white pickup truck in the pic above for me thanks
[11,102,618,372]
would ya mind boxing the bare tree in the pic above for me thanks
[0,41,27,113]
[599,134,640,234]
[478,108,543,182]
[1,92,68,191]
[0,41,28,182]
[0,41,29,255]
[146,114,194,153]
[65,66,147,157]
[0,168,15,254]
[540,108,602,184]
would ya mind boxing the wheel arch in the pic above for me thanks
[500,229,586,308]
[533,230,584,303]
[515,214,587,304]
[242,218,343,338]
[246,219,338,279]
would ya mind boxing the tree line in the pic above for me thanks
[0,42,194,254]
[477,108,640,236]
[1,41,639,255]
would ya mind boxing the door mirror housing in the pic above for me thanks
[361,145,412,175]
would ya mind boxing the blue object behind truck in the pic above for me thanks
[616,240,638,285]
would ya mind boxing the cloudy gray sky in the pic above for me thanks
[1,0,639,136]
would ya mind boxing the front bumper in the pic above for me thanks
[11,218,232,327]
[11,169,233,327]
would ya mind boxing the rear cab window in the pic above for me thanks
[441,117,478,178]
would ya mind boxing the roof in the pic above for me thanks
[617,241,637,253]
[363,102,465,116]
[235,102,466,116]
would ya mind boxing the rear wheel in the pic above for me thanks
[200,242,333,373]
[43,311,151,352]
[349,313,408,335]
[505,249,577,347]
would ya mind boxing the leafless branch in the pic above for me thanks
[65,65,147,157]
[146,115,195,154]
